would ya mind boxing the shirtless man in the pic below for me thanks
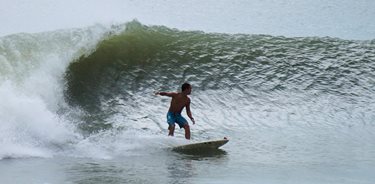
[155,83,195,139]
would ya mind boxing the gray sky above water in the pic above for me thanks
[1,0,375,40]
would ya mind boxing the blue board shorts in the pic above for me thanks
[167,111,188,128]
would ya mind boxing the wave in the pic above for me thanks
[65,21,375,130]
[1,20,374,159]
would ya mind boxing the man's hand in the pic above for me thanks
[191,118,195,125]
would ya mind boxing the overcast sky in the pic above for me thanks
[1,0,375,40]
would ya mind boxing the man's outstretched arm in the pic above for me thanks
[155,92,177,97]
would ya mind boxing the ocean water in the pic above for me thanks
[1,1,375,184]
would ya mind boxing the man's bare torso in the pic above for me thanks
[169,93,190,113]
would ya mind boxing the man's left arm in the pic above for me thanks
[186,99,195,124]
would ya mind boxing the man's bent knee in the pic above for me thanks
[168,125,175,136]
[168,125,175,129]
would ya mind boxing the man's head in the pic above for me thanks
[181,82,192,95]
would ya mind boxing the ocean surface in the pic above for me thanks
[1,1,375,183]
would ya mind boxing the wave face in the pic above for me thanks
[1,21,375,160]
[65,21,375,131]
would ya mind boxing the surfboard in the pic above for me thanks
[172,137,229,152]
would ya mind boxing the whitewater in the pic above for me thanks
[1,1,375,183]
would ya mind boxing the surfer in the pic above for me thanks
[155,83,195,139]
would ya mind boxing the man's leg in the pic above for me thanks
[183,124,190,140]
[168,125,175,136]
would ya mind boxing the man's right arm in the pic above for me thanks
[155,92,176,97]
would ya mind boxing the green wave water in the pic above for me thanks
[64,21,375,133]
[1,20,375,184]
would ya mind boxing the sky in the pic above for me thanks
[1,0,375,40]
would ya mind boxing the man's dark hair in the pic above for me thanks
[181,83,191,91]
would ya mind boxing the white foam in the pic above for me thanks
[0,81,75,159]
[0,25,111,159]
